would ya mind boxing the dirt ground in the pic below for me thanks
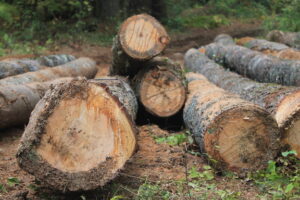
[0,21,265,200]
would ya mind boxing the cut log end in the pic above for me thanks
[205,107,279,172]
[139,66,186,117]
[119,14,169,60]
[17,79,137,191]
[276,90,300,158]
[283,116,300,159]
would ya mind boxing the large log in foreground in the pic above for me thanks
[132,57,186,117]
[237,37,300,60]
[205,37,300,86]
[0,57,97,85]
[0,54,75,79]
[17,77,138,191]
[110,14,170,77]
[267,30,300,49]
[185,49,300,157]
[184,72,279,172]
[0,78,74,129]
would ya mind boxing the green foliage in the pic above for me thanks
[155,133,189,146]
[0,184,7,193]
[263,0,300,31]
[136,182,171,200]
[0,2,18,26]
[250,151,300,199]
[188,166,215,181]
[7,177,20,187]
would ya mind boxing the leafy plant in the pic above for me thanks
[0,184,7,193]
[7,177,20,187]
[250,151,300,199]
[155,133,188,146]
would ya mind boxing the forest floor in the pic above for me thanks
[0,20,272,200]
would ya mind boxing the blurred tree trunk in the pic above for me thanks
[92,0,167,21]
[92,0,122,20]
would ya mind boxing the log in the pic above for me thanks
[110,14,170,77]
[17,77,138,192]
[185,48,300,158]
[0,54,75,79]
[0,78,75,129]
[0,57,97,85]
[183,72,279,172]
[204,36,300,86]
[267,30,300,49]
[237,37,300,60]
[214,34,235,45]
[132,57,186,117]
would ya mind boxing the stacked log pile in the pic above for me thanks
[267,30,300,50]
[204,35,300,86]
[11,15,300,192]
[185,48,300,158]
[237,37,300,60]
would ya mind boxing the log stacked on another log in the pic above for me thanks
[132,57,186,117]
[185,48,300,158]
[184,72,280,172]
[204,35,300,86]
[0,57,97,85]
[237,37,300,60]
[110,13,170,77]
[0,54,75,79]
[110,14,186,118]
[267,30,300,50]
[17,77,138,192]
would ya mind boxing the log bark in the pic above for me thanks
[204,36,300,86]
[110,14,170,77]
[237,37,300,60]
[17,77,138,192]
[185,48,300,158]
[183,72,279,173]
[267,30,300,50]
[132,57,186,117]
[0,54,75,79]
[0,57,97,85]
[0,78,75,129]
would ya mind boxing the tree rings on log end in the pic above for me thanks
[139,66,186,117]
[205,107,279,172]
[119,14,170,60]
[17,78,137,192]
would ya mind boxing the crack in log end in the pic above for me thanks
[17,79,137,191]
[140,67,186,117]
[119,14,169,60]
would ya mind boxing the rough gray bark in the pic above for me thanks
[17,77,138,192]
[237,37,300,60]
[241,37,289,51]
[0,54,75,79]
[185,49,300,157]
[214,34,235,45]
[267,30,300,50]
[0,78,74,129]
[132,57,186,117]
[183,72,279,173]
[204,39,300,86]
[0,57,97,85]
